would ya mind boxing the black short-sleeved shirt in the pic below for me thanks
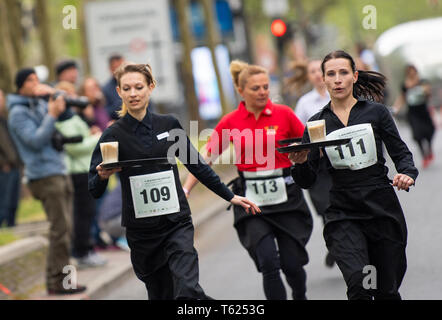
[291,99,418,190]
[88,108,234,228]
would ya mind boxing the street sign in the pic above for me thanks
[262,0,288,17]
[84,0,179,103]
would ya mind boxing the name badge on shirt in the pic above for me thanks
[129,170,180,218]
[324,123,377,170]
[157,132,170,140]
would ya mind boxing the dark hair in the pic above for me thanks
[55,59,78,76]
[285,59,323,95]
[405,64,418,75]
[321,50,386,102]
[108,54,124,66]
[15,68,36,91]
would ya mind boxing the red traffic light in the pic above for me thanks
[271,19,287,37]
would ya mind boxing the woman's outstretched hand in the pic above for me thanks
[230,195,261,215]
[392,173,414,191]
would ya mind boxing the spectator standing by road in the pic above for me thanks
[7,68,86,295]
[79,77,111,132]
[102,54,125,120]
[55,81,108,269]
[55,59,79,86]
[0,89,22,227]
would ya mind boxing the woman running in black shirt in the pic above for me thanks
[88,63,260,300]
[393,64,435,169]
[289,50,418,300]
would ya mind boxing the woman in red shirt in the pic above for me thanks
[183,60,313,300]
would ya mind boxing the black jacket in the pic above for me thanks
[89,110,234,228]
[291,99,419,190]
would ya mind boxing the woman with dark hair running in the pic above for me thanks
[289,50,418,300]
[393,64,435,169]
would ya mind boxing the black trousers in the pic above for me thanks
[71,173,96,258]
[126,216,207,300]
[324,217,407,300]
[255,233,307,300]
[308,161,332,222]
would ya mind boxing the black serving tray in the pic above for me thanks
[278,137,302,145]
[276,138,351,153]
[101,158,171,169]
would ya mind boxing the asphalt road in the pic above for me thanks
[101,120,442,300]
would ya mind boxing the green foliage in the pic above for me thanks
[0,231,20,246]
[16,197,46,224]
[244,0,442,51]
[48,0,83,58]
[323,0,442,48]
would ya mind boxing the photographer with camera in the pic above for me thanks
[6,67,87,295]
[55,81,108,269]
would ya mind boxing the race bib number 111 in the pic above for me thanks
[325,123,377,170]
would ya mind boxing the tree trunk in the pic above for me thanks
[6,0,24,68]
[175,0,203,126]
[35,0,55,82]
[79,0,90,75]
[200,0,229,116]
[0,0,18,93]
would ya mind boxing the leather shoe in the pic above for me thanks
[47,285,87,295]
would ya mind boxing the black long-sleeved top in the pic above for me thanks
[88,108,234,228]
[291,99,418,190]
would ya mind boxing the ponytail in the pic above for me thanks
[354,70,386,103]
[229,60,267,92]
[117,103,127,118]
[285,61,309,96]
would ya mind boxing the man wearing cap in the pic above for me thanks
[55,59,79,85]
[102,54,125,120]
[7,68,87,295]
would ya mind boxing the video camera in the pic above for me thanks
[52,129,83,152]
[41,90,90,109]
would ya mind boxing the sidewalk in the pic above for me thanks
[27,165,237,300]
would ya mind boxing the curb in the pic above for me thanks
[0,236,48,265]
[86,254,135,300]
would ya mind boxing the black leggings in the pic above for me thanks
[255,233,307,300]
[416,137,433,158]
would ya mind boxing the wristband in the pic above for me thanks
[183,187,190,195]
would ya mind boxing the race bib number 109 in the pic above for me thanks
[324,123,377,170]
[129,170,180,218]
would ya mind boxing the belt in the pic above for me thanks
[238,167,292,180]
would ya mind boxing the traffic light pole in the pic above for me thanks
[271,18,289,100]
